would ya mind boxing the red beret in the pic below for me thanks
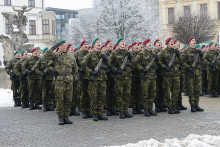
[143,39,151,46]
[74,48,77,52]
[138,42,142,45]
[165,37,172,45]
[66,44,72,50]
[202,45,206,48]
[104,40,111,47]
[31,48,37,53]
[101,45,105,49]
[131,42,138,46]
[154,39,160,46]
[188,37,194,44]
[113,44,117,50]
[128,45,132,49]
[209,42,214,47]
[173,39,177,44]
[80,40,86,47]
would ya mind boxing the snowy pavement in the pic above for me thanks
[1,88,220,147]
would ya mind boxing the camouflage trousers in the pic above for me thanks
[202,70,209,93]
[178,73,185,103]
[20,79,29,104]
[114,78,131,112]
[11,80,20,102]
[105,76,116,111]
[79,79,90,112]
[131,77,142,109]
[28,79,41,105]
[88,80,106,115]
[155,74,164,107]
[41,80,55,107]
[208,71,219,94]
[54,80,73,117]
[163,76,180,108]
[72,80,80,109]
[185,74,202,105]
[141,78,156,109]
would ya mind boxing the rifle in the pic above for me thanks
[210,54,218,69]
[90,58,103,81]
[117,56,128,79]
[141,57,155,78]
[165,53,176,75]
[188,53,200,75]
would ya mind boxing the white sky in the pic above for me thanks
[45,0,93,10]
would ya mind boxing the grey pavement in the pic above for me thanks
[0,96,220,147]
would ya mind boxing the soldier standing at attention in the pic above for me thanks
[5,51,21,107]
[22,48,42,110]
[82,38,109,121]
[14,50,29,108]
[181,37,204,112]
[110,37,133,119]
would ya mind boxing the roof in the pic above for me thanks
[45,7,78,13]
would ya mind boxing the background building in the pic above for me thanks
[0,0,56,64]
[159,0,220,44]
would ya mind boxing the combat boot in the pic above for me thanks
[132,108,137,114]
[42,106,48,112]
[172,106,180,114]
[191,105,196,112]
[184,92,188,96]
[106,110,112,116]
[21,103,26,109]
[144,109,150,117]
[35,105,42,110]
[209,93,215,98]
[137,107,144,114]
[111,109,119,115]
[87,111,93,118]
[176,105,181,110]
[155,107,160,113]
[29,104,35,110]
[70,108,80,116]
[98,114,108,120]
[214,93,219,98]
[178,101,187,110]
[149,109,157,116]
[26,103,30,108]
[168,107,175,114]
[64,117,73,124]
[48,106,55,111]
[17,101,22,107]
[195,105,204,112]
[159,106,167,112]
[93,114,99,121]
[124,111,133,118]
[82,112,88,119]
[119,112,125,119]
[14,101,18,107]
[58,116,64,125]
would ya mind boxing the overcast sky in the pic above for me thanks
[45,0,93,10]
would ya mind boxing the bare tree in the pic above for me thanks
[173,15,217,44]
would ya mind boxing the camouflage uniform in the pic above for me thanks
[201,51,209,95]
[22,56,41,106]
[110,49,133,113]
[35,57,55,110]
[5,58,20,105]
[14,58,29,106]
[134,49,157,111]
[181,47,203,106]
[74,50,90,113]
[159,47,181,112]
[82,50,109,115]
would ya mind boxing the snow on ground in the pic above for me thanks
[0,89,14,107]
[109,134,220,147]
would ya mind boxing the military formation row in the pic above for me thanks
[6,36,216,125]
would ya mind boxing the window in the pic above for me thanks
[52,20,56,35]
[5,19,12,34]
[200,3,207,16]
[184,5,191,17]
[29,20,36,35]
[218,2,220,19]
[28,0,35,7]
[4,0,11,5]
[42,19,50,34]
[168,8,175,24]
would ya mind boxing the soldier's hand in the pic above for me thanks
[52,68,58,77]
[154,54,159,61]
[165,66,170,72]
[101,54,108,62]
[126,52,132,60]
[116,69,123,74]
[20,73,25,80]
[142,68,148,74]
[41,72,46,79]
[209,63,213,69]
[196,50,203,57]
[78,68,84,74]
[215,51,219,56]
[174,49,180,57]
[10,73,17,80]
[90,70,97,76]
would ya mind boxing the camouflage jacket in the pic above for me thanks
[22,56,40,79]
[131,50,140,78]
[180,47,203,76]
[14,58,26,79]
[204,50,218,71]
[201,51,209,71]
[74,50,90,80]
[109,48,133,79]
[5,58,20,80]
[82,50,109,81]
[159,47,180,76]
[134,49,157,79]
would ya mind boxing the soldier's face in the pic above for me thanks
[168,40,174,48]
[107,42,113,50]
[146,42,151,49]
[60,43,67,52]
[190,39,196,47]
[138,44,143,50]
[155,41,162,49]
[133,44,139,51]
[68,46,74,53]
[210,44,215,50]
[23,51,28,58]
[174,41,179,49]
[101,47,107,53]
[94,40,101,51]
[119,40,126,49]
[15,53,21,58]
[32,50,38,56]
[82,43,88,50]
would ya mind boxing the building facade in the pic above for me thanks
[0,0,56,63]
[159,0,220,44]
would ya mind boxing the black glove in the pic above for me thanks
[209,63,213,69]
[142,68,148,74]
[154,54,159,61]
[28,70,34,78]
[116,69,123,74]
[90,70,97,76]
[188,66,194,74]
[101,54,108,62]
[52,68,58,77]
[78,68,84,74]
[10,73,17,80]
[165,66,170,72]
[215,51,219,56]
[41,72,46,79]
[174,49,180,57]
[196,49,203,57]
[126,52,132,60]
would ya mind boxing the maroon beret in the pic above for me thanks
[113,44,117,50]
[165,37,172,45]
[31,48,37,53]
[188,37,194,44]
[80,40,86,47]
[74,48,77,52]
[154,39,160,46]
[143,39,151,46]
[128,45,132,50]
[66,44,72,50]
[138,42,142,45]
[202,45,206,48]
[104,40,111,47]
[131,42,138,46]
[209,42,214,47]
[173,39,177,44]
